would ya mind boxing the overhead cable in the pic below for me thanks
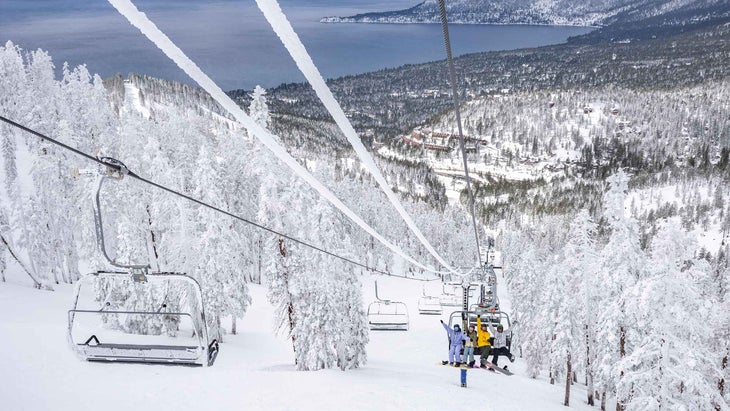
[107,0,447,274]
[254,0,461,276]
[0,115,439,282]
[437,0,483,266]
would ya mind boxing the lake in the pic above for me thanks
[0,0,593,90]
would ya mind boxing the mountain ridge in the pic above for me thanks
[321,0,730,29]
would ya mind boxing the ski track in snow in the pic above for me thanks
[0,268,597,411]
[105,0,440,275]
[253,0,463,274]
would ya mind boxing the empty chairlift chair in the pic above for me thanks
[439,282,465,307]
[67,159,219,366]
[68,271,219,366]
[367,280,409,331]
[417,285,442,315]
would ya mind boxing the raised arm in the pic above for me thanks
[440,320,452,335]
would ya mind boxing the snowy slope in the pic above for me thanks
[0,267,597,411]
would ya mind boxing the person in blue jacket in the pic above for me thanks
[440,319,469,366]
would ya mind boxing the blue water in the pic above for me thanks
[0,0,592,90]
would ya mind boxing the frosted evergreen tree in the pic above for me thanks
[503,232,548,378]
[249,85,270,129]
[191,143,251,341]
[547,210,600,405]
[616,225,727,410]
[594,170,646,410]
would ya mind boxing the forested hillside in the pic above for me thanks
[230,20,730,141]
[0,42,477,369]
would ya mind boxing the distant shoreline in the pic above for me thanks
[319,19,601,29]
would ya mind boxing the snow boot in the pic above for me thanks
[509,355,516,363]
[480,364,488,369]
[468,361,475,368]
[461,383,467,388]
[442,361,449,365]
[454,362,461,367]
[488,367,496,372]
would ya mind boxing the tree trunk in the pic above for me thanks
[719,355,727,399]
[601,391,606,411]
[0,233,43,289]
[231,316,237,335]
[616,326,626,411]
[586,323,595,406]
[550,333,556,384]
[256,235,262,284]
[587,372,595,406]
[564,353,572,406]
[279,238,296,362]
[146,205,160,271]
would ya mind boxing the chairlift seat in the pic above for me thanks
[68,272,218,367]
[367,300,409,331]
[417,296,442,315]
[76,342,203,364]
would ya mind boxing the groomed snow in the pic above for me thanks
[0,267,597,411]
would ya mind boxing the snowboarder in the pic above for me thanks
[476,316,492,368]
[463,324,478,367]
[440,319,468,366]
[488,323,515,368]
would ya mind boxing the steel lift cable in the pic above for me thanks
[107,0,448,275]
[253,0,461,276]
[437,0,483,267]
[0,115,439,282]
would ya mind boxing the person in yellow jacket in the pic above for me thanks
[476,316,492,368]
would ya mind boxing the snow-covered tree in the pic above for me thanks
[594,171,647,410]
[249,85,270,129]
[551,209,599,406]
[616,225,727,410]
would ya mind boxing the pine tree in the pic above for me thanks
[617,225,727,410]
[594,171,646,411]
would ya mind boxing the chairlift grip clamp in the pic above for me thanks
[98,156,130,180]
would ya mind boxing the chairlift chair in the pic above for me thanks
[367,280,409,331]
[448,310,513,350]
[67,159,219,366]
[439,282,463,307]
[69,271,219,366]
[417,285,442,315]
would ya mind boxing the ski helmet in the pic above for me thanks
[453,324,461,332]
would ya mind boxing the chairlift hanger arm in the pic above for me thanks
[91,172,150,272]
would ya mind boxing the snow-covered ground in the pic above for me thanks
[0,267,597,411]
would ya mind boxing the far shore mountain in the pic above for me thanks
[321,0,730,29]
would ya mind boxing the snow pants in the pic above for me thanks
[448,345,461,363]
[490,347,513,365]
[478,346,491,365]
[462,346,475,364]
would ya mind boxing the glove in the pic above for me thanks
[440,320,444,324]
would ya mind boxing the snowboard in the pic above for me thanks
[482,362,513,375]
